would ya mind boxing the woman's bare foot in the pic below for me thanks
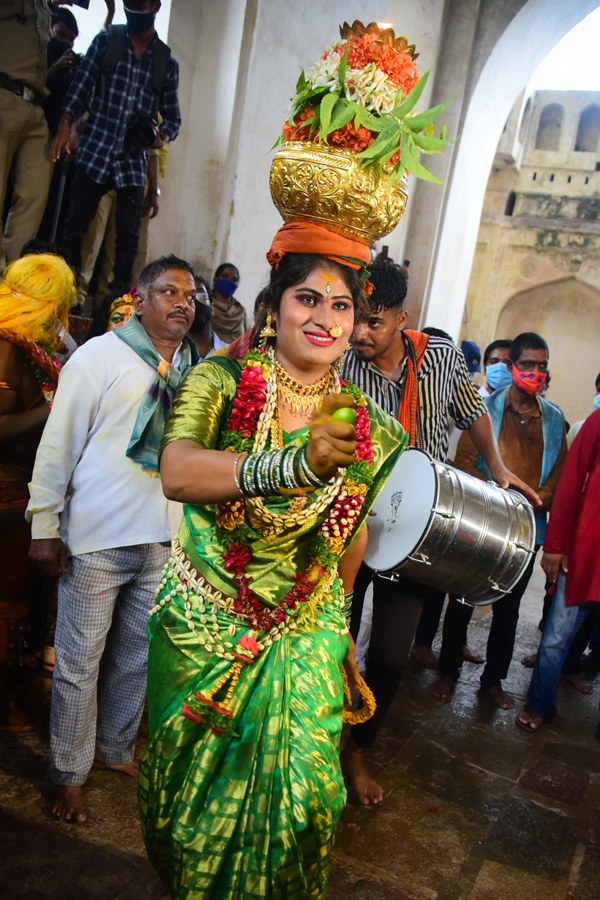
[562,673,593,695]
[486,686,514,709]
[429,675,455,700]
[52,785,87,823]
[341,741,384,806]
[94,760,139,777]
[410,645,439,669]
[515,710,543,733]
[462,645,483,664]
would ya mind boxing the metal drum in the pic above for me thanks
[364,447,536,606]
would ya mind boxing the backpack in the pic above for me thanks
[99,24,171,120]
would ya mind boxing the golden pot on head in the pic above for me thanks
[269,141,409,245]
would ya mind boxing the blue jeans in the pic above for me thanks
[527,570,594,722]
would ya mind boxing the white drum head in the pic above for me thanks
[364,448,436,572]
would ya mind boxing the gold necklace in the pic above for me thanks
[245,347,343,537]
[274,361,331,419]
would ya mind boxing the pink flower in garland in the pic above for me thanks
[354,406,374,463]
[228,365,267,436]
[182,703,203,725]
[239,633,259,656]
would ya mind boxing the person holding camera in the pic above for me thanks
[51,0,181,295]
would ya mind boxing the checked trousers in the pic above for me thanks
[50,543,169,786]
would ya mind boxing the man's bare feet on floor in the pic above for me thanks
[52,785,87,823]
[487,686,514,709]
[0,705,33,732]
[341,741,384,806]
[516,710,543,733]
[521,653,537,668]
[410,645,439,669]
[562,673,593,694]
[94,760,139,777]
[429,675,455,700]
[462,645,483,664]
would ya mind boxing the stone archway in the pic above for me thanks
[421,0,600,337]
[496,276,600,423]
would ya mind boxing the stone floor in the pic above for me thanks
[2,564,599,900]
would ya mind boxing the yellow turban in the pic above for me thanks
[0,254,77,351]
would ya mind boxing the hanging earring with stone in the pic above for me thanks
[260,313,276,348]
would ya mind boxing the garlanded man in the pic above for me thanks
[341,264,540,805]
[0,253,76,730]
[27,254,199,823]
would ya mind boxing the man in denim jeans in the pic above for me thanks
[517,409,600,733]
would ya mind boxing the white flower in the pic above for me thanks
[305,44,399,118]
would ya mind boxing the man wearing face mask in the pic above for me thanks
[50,0,181,295]
[481,339,513,396]
[187,276,229,360]
[211,262,248,344]
[430,332,567,709]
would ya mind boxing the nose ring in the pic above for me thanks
[329,322,343,338]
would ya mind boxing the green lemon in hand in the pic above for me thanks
[331,407,357,425]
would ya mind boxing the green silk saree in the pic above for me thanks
[139,358,407,899]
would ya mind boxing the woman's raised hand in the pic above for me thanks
[306,394,357,482]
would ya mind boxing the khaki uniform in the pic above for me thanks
[0,0,54,267]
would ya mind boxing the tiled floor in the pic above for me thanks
[1,565,599,899]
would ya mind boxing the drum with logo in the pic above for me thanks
[364,448,536,606]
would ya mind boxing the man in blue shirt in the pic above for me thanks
[51,1,181,294]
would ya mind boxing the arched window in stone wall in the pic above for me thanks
[574,105,600,152]
[535,103,563,151]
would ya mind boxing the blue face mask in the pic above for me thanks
[215,278,238,299]
[124,7,155,34]
[594,394,600,410]
[486,361,512,390]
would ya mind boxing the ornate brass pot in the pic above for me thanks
[269,141,408,244]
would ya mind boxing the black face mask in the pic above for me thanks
[193,301,212,330]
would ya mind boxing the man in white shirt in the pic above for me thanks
[27,254,199,823]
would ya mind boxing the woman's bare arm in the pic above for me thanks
[160,440,243,505]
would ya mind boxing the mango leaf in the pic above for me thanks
[390,68,430,119]
[357,132,399,161]
[401,142,444,182]
[329,98,355,133]
[405,100,452,133]
[350,102,384,133]
[338,43,349,94]
[318,91,339,139]
[269,132,286,152]
[412,131,453,153]
[295,69,307,94]
[307,104,321,138]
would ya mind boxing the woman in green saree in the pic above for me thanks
[139,251,407,899]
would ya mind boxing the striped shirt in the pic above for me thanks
[341,333,488,461]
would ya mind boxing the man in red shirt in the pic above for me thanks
[517,409,600,732]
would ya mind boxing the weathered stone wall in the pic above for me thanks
[462,89,600,423]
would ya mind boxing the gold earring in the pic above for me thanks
[329,322,343,338]
[260,313,276,348]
